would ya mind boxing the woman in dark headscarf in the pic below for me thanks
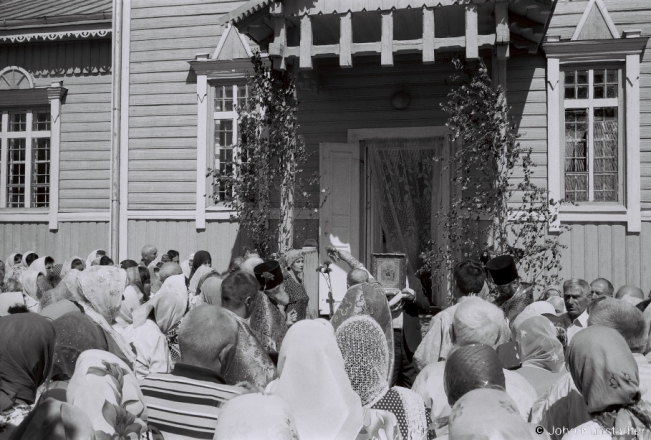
[331,282,394,377]
[562,326,651,440]
[0,314,56,436]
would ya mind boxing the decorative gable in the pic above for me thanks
[572,0,619,41]
[213,23,253,60]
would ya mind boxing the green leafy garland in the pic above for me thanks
[421,59,567,294]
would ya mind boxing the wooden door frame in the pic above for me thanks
[348,127,452,305]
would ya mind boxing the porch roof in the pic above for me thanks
[219,0,556,69]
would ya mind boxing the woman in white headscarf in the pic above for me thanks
[60,256,84,277]
[4,253,23,285]
[213,393,300,440]
[21,271,41,313]
[84,249,106,268]
[268,319,401,440]
[119,274,188,380]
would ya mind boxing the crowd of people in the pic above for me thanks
[0,245,651,440]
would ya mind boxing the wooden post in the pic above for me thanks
[46,82,66,231]
[626,52,641,232]
[494,2,509,91]
[340,11,352,68]
[465,5,478,60]
[546,57,561,232]
[300,14,313,69]
[110,0,124,258]
[381,11,393,67]
[270,17,287,71]
[422,7,435,64]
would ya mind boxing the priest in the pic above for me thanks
[485,255,534,324]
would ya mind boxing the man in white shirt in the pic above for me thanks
[560,278,590,343]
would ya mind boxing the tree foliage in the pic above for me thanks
[210,53,309,259]
[421,59,567,292]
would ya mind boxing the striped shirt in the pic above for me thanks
[140,364,244,440]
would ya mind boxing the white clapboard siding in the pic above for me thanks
[0,39,112,211]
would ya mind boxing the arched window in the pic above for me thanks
[0,66,35,90]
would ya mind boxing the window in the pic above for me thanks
[0,109,51,208]
[211,84,248,204]
[562,67,623,203]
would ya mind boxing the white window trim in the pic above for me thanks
[0,82,64,229]
[544,33,648,232]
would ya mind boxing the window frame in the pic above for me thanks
[559,63,625,205]
[0,108,52,209]
[207,81,248,208]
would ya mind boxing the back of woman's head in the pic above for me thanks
[335,315,389,406]
[26,253,39,266]
[444,344,505,406]
[120,259,139,269]
[99,256,114,266]
[138,266,150,285]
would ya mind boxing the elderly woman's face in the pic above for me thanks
[291,258,304,274]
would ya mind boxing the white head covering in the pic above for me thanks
[61,256,83,277]
[21,270,41,312]
[213,393,299,440]
[21,251,36,268]
[85,250,104,269]
[132,274,187,334]
[269,319,364,440]
[27,256,49,277]
[0,291,24,316]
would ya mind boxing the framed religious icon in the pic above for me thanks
[372,253,407,296]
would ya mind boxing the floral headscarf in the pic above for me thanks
[5,253,24,283]
[0,313,56,411]
[516,316,564,373]
[77,266,128,323]
[213,393,299,440]
[67,350,148,439]
[567,326,651,437]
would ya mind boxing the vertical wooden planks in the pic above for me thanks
[340,12,352,68]
[422,7,435,64]
[642,222,651,296]
[571,224,585,280]
[611,224,627,290]
[597,223,612,281]
[558,227,572,281]
[381,11,393,67]
[584,224,599,282]
[465,5,478,60]
[626,232,641,288]
[300,14,313,70]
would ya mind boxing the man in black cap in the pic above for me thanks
[485,255,533,323]
[249,260,294,362]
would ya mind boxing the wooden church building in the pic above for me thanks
[1,0,651,310]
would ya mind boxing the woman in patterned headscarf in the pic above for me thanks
[67,350,148,439]
[514,316,566,397]
[562,326,651,440]
[75,266,135,368]
[336,315,432,440]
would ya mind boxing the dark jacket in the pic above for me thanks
[402,274,431,353]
